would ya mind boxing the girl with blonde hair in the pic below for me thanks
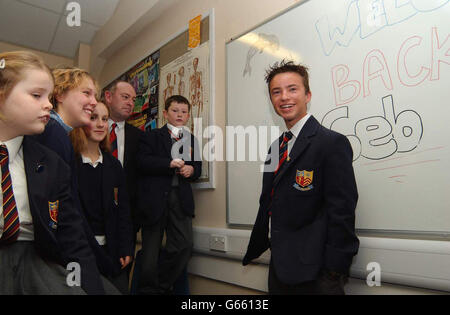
[0,51,104,294]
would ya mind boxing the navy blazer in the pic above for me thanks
[137,125,202,226]
[23,136,104,294]
[75,152,135,276]
[123,123,144,230]
[33,118,115,277]
[243,116,359,285]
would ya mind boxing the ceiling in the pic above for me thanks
[0,0,120,58]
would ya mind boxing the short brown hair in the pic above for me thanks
[52,67,98,110]
[164,94,191,111]
[0,50,53,102]
[101,80,132,103]
[265,60,310,95]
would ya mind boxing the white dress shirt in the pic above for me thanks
[108,119,125,166]
[167,123,187,139]
[286,113,311,156]
[0,136,34,241]
[81,148,103,168]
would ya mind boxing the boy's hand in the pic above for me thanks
[170,158,185,168]
[120,256,133,269]
[179,165,194,178]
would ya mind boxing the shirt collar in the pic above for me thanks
[109,119,125,130]
[81,148,103,168]
[0,136,24,162]
[50,110,73,133]
[167,123,187,138]
[288,113,311,138]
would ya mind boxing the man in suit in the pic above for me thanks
[103,81,143,235]
[243,60,359,295]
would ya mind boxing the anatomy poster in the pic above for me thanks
[158,42,210,181]
[158,42,210,133]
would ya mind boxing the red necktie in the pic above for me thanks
[269,131,293,216]
[274,131,293,176]
[110,123,118,159]
[0,144,20,244]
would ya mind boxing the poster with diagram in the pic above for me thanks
[102,50,160,131]
[158,42,211,183]
[158,42,210,134]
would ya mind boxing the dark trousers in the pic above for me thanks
[138,188,193,295]
[268,259,345,295]
[100,243,130,295]
[0,242,86,295]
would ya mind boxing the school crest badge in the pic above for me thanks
[48,200,59,223]
[293,170,314,191]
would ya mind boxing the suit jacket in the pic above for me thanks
[76,152,135,276]
[23,136,104,294]
[137,124,202,226]
[243,116,359,285]
[33,118,115,277]
[123,123,144,230]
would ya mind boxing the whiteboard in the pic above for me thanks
[226,0,450,234]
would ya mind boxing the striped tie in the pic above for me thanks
[269,131,293,216]
[110,123,118,159]
[0,145,20,244]
[274,131,293,176]
[169,129,183,155]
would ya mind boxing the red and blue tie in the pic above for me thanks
[110,123,118,159]
[0,144,20,244]
[274,131,293,176]
[269,131,293,216]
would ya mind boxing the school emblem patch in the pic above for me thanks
[48,200,59,223]
[293,170,314,191]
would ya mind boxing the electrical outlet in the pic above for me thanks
[209,234,227,252]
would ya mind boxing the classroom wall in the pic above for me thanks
[0,41,74,68]
[99,0,302,228]
[98,0,446,295]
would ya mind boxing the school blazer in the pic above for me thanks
[75,152,135,276]
[243,116,359,285]
[137,125,202,226]
[33,118,115,277]
[22,136,104,295]
[123,123,144,229]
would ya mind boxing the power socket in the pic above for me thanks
[209,234,227,252]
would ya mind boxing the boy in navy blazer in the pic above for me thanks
[243,60,359,295]
[137,95,201,294]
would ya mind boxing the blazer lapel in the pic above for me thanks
[272,116,319,188]
[101,154,113,215]
[123,123,129,167]
[22,136,48,222]
[161,125,173,157]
